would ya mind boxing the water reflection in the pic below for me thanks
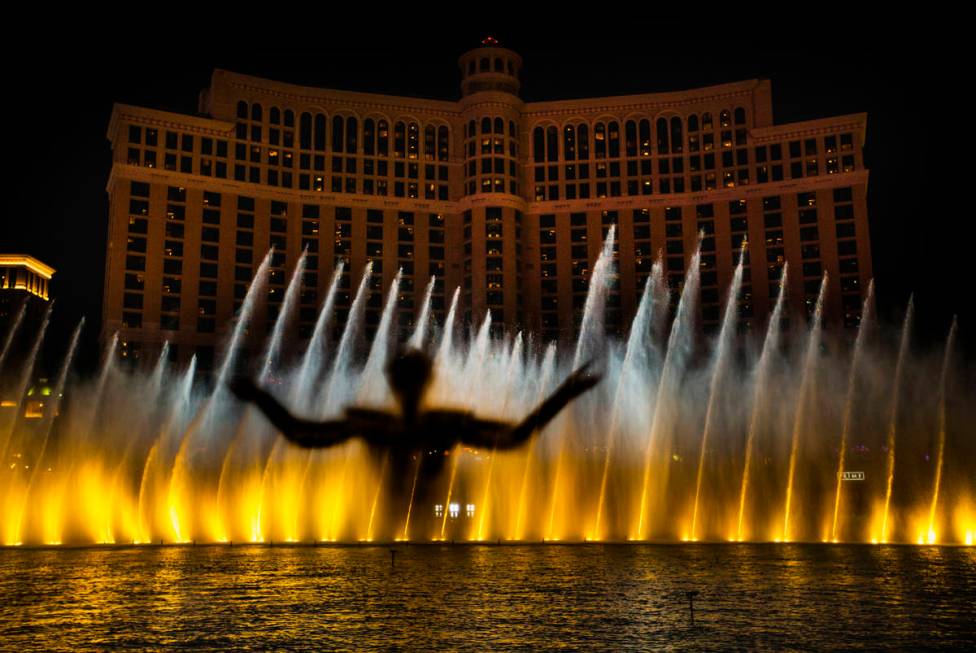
[1,544,973,650]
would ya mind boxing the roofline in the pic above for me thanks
[523,79,770,113]
[107,103,234,143]
[751,112,868,141]
[0,254,56,278]
[211,69,461,112]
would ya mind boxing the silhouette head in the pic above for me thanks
[386,349,433,418]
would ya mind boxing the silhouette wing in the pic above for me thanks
[456,360,602,450]
[229,377,352,448]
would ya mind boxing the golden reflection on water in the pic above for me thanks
[1,544,974,650]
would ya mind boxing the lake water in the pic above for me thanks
[1,544,974,650]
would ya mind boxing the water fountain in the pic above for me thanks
[0,229,972,547]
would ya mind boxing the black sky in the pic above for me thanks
[3,20,971,372]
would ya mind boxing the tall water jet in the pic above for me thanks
[689,247,744,541]
[0,302,53,464]
[169,249,271,543]
[260,252,306,380]
[829,281,874,542]
[293,261,344,407]
[574,225,616,365]
[926,317,957,544]
[9,318,83,545]
[0,299,26,374]
[408,276,436,350]
[436,288,460,365]
[781,274,828,542]
[214,250,274,388]
[736,265,788,542]
[592,259,663,540]
[634,242,702,540]
[547,226,615,540]
[439,313,492,540]
[879,297,913,543]
[473,331,523,541]
[512,343,556,540]
[327,261,373,394]
[236,252,309,541]
[359,269,401,403]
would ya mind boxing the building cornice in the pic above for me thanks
[211,70,461,118]
[107,104,234,144]
[107,164,867,215]
[0,255,56,279]
[521,170,869,214]
[751,113,868,144]
[522,79,769,117]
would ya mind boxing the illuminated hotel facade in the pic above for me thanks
[103,41,871,368]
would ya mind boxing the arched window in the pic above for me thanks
[332,116,345,153]
[236,101,248,119]
[507,60,514,75]
[639,119,651,156]
[394,122,405,158]
[564,124,576,161]
[363,119,375,155]
[377,120,389,156]
[284,109,295,128]
[594,123,607,158]
[480,57,489,72]
[702,112,713,130]
[424,125,436,159]
[546,126,558,162]
[625,121,637,157]
[494,58,503,72]
[270,107,281,125]
[468,61,475,75]
[687,114,699,132]
[734,107,746,125]
[720,110,731,127]
[299,112,312,150]
[437,126,449,161]
[313,114,326,151]
[250,103,262,122]
[577,124,589,159]
[481,117,491,134]
[509,121,517,138]
[345,117,357,153]
[494,117,504,134]
[468,120,476,138]
[608,121,620,158]
[407,122,419,159]
[670,117,683,154]
[533,126,545,163]
[656,117,669,154]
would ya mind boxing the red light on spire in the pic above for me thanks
[481,36,499,46]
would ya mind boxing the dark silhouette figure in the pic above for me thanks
[229,349,600,537]
[230,349,599,464]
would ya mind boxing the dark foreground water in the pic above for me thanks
[1,544,974,651]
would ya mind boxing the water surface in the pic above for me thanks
[1,544,974,650]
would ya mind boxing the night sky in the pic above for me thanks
[4,22,970,373]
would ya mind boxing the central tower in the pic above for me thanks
[457,38,527,330]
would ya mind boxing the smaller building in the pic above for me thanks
[0,254,55,370]
[1,254,54,342]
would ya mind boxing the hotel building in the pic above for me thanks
[104,40,871,369]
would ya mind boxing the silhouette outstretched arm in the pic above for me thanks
[229,378,353,448]
[460,361,601,449]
